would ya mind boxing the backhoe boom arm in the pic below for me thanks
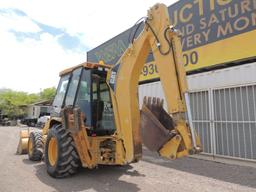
[107,4,201,163]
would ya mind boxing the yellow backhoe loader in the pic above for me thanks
[17,3,201,178]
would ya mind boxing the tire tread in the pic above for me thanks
[45,124,80,178]
[28,131,43,161]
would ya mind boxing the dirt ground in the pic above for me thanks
[0,126,256,192]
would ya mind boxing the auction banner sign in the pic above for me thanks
[87,0,256,81]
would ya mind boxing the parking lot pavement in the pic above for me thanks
[0,126,256,192]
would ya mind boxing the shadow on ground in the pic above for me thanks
[20,147,256,190]
[22,158,39,165]
[142,148,256,188]
[33,163,144,192]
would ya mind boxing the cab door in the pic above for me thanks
[74,68,92,127]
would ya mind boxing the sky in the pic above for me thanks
[0,0,177,93]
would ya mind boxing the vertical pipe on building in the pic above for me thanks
[229,88,235,157]
[234,87,241,157]
[245,86,253,159]
[223,88,230,156]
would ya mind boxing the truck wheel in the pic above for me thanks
[45,124,80,178]
[28,131,43,161]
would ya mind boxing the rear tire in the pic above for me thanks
[28,132,43,161]
[45,124,80,178]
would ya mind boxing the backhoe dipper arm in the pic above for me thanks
[107,4,201,163]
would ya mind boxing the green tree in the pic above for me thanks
[0,90,31,118]
[0,87,56,119]
[28,93,40,103]
[40,87,56,100]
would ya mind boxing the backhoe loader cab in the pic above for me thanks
[52,64,116,136]
[17,3,201,178]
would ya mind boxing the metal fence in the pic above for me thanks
[139,81,256,161]
[189,84,256,161]
[189,91,212,154]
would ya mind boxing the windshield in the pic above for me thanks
[52,74,70,109]
[65,68,82,106]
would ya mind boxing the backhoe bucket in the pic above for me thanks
[140,97,176,152]
[16,129,30,155]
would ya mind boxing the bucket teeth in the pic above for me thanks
[143,96,164,108]
[142,97,173,128]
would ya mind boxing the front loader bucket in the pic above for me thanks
[16,129,30,155]
[140,97,176,151]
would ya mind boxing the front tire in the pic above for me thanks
[45,124,80,178]
[28,131,43,161]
